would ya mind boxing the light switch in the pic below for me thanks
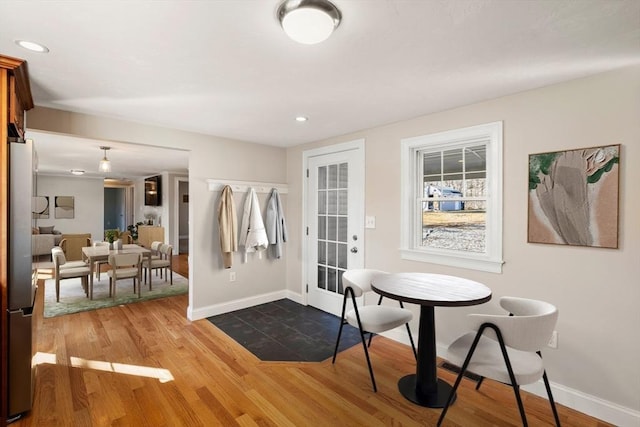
[365,216,376,229]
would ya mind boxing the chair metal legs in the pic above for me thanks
[332,288,378,392]
[438,324,561,427]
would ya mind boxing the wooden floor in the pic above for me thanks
[14,254,611,426]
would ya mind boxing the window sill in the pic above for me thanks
[400,248,504,274]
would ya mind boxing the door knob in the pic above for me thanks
[350,247,358,253]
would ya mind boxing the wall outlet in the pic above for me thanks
[365,216,376,229]
[548,330,558,349]
[229,272,236,282]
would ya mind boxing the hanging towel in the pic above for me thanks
[217,185,238,268]
[239,187,269,262]
[266,188,288,259]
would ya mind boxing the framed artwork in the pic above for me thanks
[32,196,49,219]
[55,196,75,219]
[528,144,620,248]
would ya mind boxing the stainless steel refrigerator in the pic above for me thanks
[8,138,36,420]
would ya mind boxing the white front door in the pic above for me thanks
[304,140,365,316]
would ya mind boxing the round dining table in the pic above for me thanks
[372,272,491,408]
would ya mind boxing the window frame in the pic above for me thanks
[400,121,504,273]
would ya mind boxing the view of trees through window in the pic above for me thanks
[419,144,487,253]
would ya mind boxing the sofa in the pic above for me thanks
[32,226,63,256]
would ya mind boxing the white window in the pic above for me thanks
[400,122,503,273]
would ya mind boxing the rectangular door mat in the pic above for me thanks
[207,299,362,362]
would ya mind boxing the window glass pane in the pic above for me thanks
[318,166,327,190]
[465,145,486,173]
[337,270,344,294]
[327,216,337,241]
[338,190,348,215]
[328,268,337,292]
[338,162,348,188]
[464,178,486,198]
[337,216,347,242]
[423,151,441,175]
[328,190,337,214]
[318,241,326,264]
[318,216,326,240]
[317,266,326,290]
[328,164,338,189]
[338,243,347,269]
[318,190,326,214]
[421,206,486,253]
[327,242,337,266]
[443,149,463,174]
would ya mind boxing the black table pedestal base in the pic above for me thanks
[398,375,456,408]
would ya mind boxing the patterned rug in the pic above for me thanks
[43,271,188,318]
[208,299,362,362]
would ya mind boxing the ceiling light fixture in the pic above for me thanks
[277,0,341,45]
[70,169,85,176]
[99,146,112,173]
[295,116,308,122]
[15,40,49,53]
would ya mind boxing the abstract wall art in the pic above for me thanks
[528,144,620,248]
[55,196,75,219]
[32,196,50,219]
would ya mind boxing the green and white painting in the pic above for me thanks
[528,144,620,248]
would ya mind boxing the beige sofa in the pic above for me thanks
[32,226,63,256]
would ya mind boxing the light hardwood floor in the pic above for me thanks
[14,255,611,426]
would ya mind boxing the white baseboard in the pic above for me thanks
[187,290,303,321]
[188,300,639,427]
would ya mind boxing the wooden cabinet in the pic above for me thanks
[137,226,164,249]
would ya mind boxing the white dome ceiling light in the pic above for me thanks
[277,0,342,45]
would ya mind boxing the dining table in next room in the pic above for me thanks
[372,272,491,408]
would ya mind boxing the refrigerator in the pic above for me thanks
[7,138,36,420]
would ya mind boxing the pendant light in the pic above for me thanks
[99,146,112,173]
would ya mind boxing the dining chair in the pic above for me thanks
[107,252,143,299]
[51,247,91,302]
[59,233,92,261]
[92,241,110,280]
[437,296,561,427]
[143,244,173,290]
[332,269,417,392]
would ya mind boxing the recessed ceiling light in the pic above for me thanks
[70,169,85,176]
[15,40,49,53]
[295,116,308,122]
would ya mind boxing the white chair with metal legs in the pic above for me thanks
[143,244,173,290]
[437,296,561,427]
[51,247,91,302]
[332,269,417,392]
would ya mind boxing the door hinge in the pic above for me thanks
[306,226,309,236]
[306,284,309,293]
[306,169,309,178]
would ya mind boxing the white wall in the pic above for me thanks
[27,107,288,323]
[34,174,104,241]
[286,65,640,424]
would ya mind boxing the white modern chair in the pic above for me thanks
[51,247,91,302]
[332,269,417,392]
[437,296,561,427]
[107,252,143,299]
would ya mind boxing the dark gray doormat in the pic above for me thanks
[207,299,362,362]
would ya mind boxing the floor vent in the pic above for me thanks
[439,361,483,382]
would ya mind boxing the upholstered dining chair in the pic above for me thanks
[107,252,143,299]
[332,269,417,392]
[92,241,110,280]
[51,247,91,302]
[143,244,173,290]
[437,296,561,427]
[59,233,92,261]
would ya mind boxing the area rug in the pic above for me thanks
[207,299,362,362]
[44,271,188,318]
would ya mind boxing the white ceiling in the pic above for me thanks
[1,1,639,178]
